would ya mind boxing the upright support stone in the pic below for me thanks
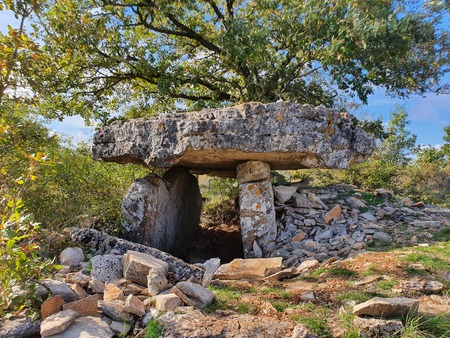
[121,166,201,258]
[237,161,277,258]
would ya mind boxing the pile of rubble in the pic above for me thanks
[269,185,449,267]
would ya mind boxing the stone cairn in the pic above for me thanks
[92,101,376,260]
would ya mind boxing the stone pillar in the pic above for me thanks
[237,161,277,258]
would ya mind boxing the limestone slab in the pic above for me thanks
[353,297,419,318]
[93,102,375,173]
[173,282,215,309]
[45,316,113,338]
[215,257,283,280]
[40,309,79,337]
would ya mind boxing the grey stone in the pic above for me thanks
[121,166,201,257]
[43,279,77,303]
[354,317,403,338]
[236,160,271,184]
[316,230,333,241]
[173,282,215,309]
[109,321,131,336]
[40,310,79,337]
[361,212,377,222]
[46,316,113,338]
[90,254,123,283]
[346,196,366,209]
[373,231,392,243]
[71,228,204,284]
[201,258,221,287]
[353,297,419,318]
[0,317,40,338]
[99,300,135,323]
[412,220,442,228]
[273,186,298,203]
[59,247,84,266]
[93,102,375,173]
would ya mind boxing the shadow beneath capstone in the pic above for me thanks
[186,223,244,264]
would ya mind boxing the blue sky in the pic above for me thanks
[1,10,449,147]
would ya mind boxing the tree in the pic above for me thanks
[380,105,417,166]
[30,0,449,121]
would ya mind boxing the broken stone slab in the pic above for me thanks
[353,317,403,338]
[121,166,201,257]
[93,102,375,174]
[123,294,146,316]
[173,282,215,309]
[43,279,77,303]
[40,309,79,337]
[353,297,419,318]
[46,316,114,338]
[71,228,204,284]
[214,257,283,280]
[153,293,183,312]
[200,258,221,287]
[62,294,99,317]
[104,283,124,302]
[99,300,135,323]
[123,250,169,286]
[41,295,66,319]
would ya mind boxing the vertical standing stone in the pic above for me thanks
[237,161,277,258]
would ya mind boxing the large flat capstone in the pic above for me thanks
[93,102,375,174]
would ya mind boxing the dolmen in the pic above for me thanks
[92,102,375,259]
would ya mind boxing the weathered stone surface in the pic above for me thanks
[123,250,168,286]
[70,283,88,299]
[147,268,168,296]
[62,294,99,317]
[99,300,135,323]
[173,282,215,309]
[158,310,296,337]
[40,309,79,337]
[153,293,183,312]
[238,161,277,258]
[43,279,77,303]
[296,259,320,272]
[109,321,131,336]
[104,283,124,302]
[354,317,403,338]
[0,317,40,338]
[215,257,283,280]
[121,166,201,257]
[93,102,375,174]
[123,294,145,316]
[41,295,66,319]
[46,316,113,338]
[201,258,221,287]
[273,186,298,204]
[59,247,85,266]
[353,297,419,318]
[90,254,123,283]
[65,272,90,288]
[71,228,204,284]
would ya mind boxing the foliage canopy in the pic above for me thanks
[24,0,450,120]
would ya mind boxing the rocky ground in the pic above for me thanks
[1,185,450,338]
